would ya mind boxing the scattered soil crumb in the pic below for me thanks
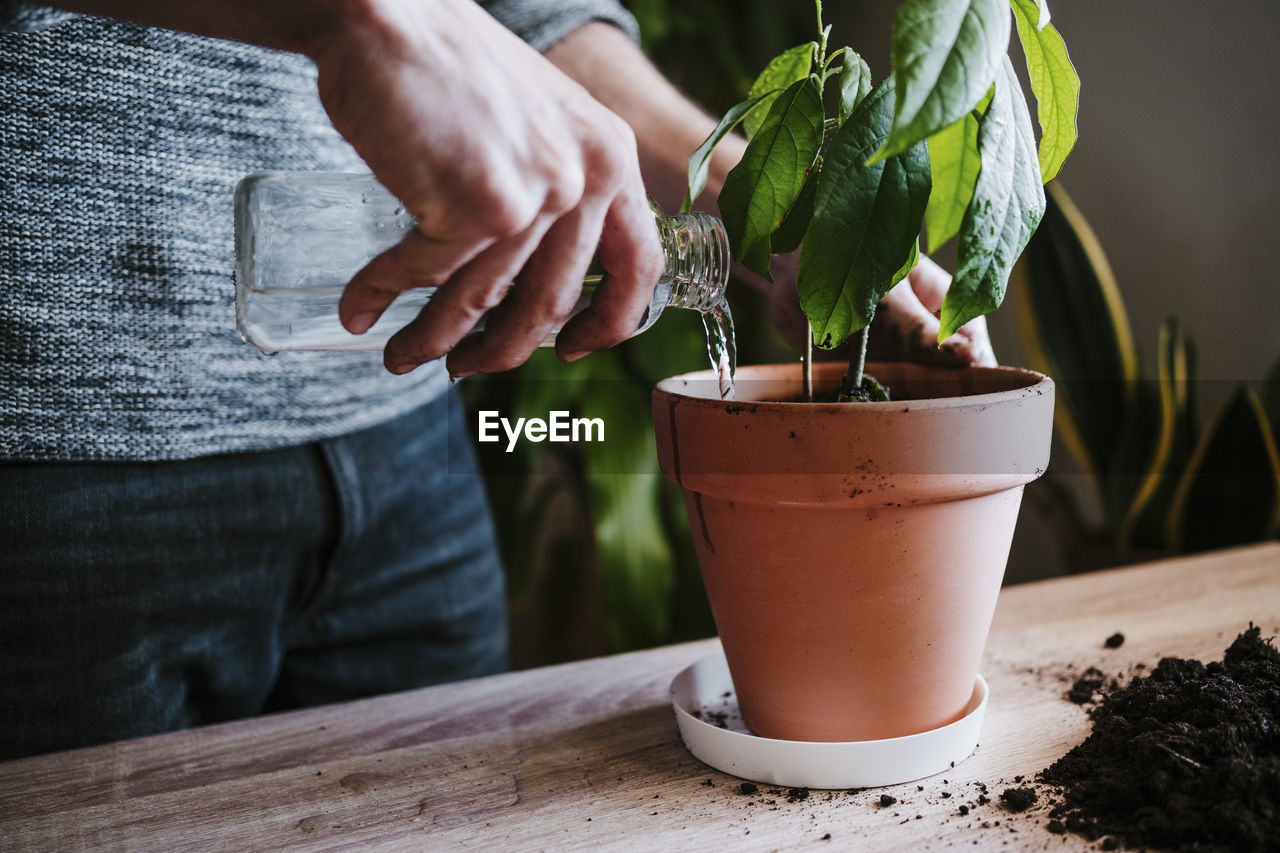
[1104,632,1125,649]
[1067,667,1107,704]
[878,794,897,807]
[787,787,809,803]
[999,787,1037,812]
[738,782,758,796]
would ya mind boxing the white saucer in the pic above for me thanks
[670,652,988,789]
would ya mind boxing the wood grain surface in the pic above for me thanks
[1,542,1277,851]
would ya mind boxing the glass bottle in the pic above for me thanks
[234,172,730,353]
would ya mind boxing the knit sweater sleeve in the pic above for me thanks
[3,2,639,46]
[0,2,75,31]
[477,0,638,51]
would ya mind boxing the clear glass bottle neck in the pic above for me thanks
[651,202,730,313]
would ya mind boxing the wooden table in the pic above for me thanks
[2,543,1277,851]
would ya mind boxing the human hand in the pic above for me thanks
[313,0,663,375]
[867,256,996,368]
[760,253,996,368]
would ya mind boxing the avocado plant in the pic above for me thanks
[684,0,1080,400]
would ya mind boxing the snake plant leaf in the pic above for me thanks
[719,76,825,279]
[797,75,931,349]
[1010,0,1080,182]
[1101,369,1160,533]
[924,91,986,253]
[838,48,872,123]
[941,57,1045,340]
[744,42,817,139]
[1263,352,1280,446]
[1119,318,1200,549]
[682,92,769,214]
[1166,386,1280,552]
[1013,182,1141,485]
[872,0,1010,162]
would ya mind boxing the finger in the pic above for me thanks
[339,229,492,335]
[951,316,998,367]
[905,255,952,315]
[898,259,997,366]
[382,216,555,373]
[446,200,606,376]
[554,188,663,360]
[880,278,947,356]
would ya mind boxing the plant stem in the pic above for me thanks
[803,320,814,403]
[852,323,869,389]
[839,323,870,401]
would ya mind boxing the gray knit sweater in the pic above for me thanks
[0,1,638,461]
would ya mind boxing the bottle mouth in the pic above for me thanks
[664,211,730,312]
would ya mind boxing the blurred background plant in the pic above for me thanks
[1015,182,1280,567]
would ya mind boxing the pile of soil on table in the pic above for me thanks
[1039,625,1280,852]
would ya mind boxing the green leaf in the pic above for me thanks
[683,93,769,214]
[771,169,818,255]
[838,49,872,123]
[941,57,1044,340]
[797,76,931,348]
[924,101,983,253]
[1167,387,1280,552]
[1036,0,1050,29]
[1010,0,1080,182]
[892,238,920,289]
[874,0,1010,162]
[744,42,816,139]
[719,76,825,278]
[1120,318,1199,549]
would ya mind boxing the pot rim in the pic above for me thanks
[654,361,1053,413]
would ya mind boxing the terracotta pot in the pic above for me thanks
[652,361,1054,742]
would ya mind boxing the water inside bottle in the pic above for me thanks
[241,276,735,399]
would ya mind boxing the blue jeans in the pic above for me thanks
[0,388,507,761]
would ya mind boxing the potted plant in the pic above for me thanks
[653,0,1079,742]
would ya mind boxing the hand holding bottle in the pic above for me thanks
[309,0,664,375]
